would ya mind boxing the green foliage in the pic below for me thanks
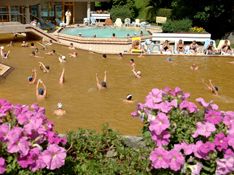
[162,19,192,33]
[156,8,172,19]
[110,5,135,22]
[63,125,151,174]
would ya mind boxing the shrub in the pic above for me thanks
[132,87,234,174]
[110,5,135,22]
[162,19,192,33]
[0,100,67,174]
[156,8,172,19]
[190,26,206,33]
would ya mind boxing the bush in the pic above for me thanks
[190,26,206,33]
[132,87,234,174]
[162,19,192,33]
[110,5,135,22]
[156,8,172,19]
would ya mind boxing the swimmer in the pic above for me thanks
[228,61,234,64]
[45,49,56,55]
[69,51,78,58]
[30,42,36,48]
[58,55,66,63]
[119,52,123,58]
[130,59,135,67]
[0,46,10,59]
[190,64,199,71]
[35,48,39,53]
[38,62,50,73]
[102,54,107,59]
[69,43,75,50]
[123,94,134,103]
[7,41,13,47]
[31,51,44,58]
[21,41,29,47]
[132,67,141,79]
[202,79,219,95]
[54,102,66,116]
[45,40,53,46]
[37,42,47,50]
[59,68,65,84]
[28,69,37,84]
[166,57,173,62]
[36,79,47,100]
[96,71,107,90]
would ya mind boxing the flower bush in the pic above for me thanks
[190,27,206,33]
[132,87,234,175]
[0,99,66,174]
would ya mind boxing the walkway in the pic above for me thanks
[0,22,57,42]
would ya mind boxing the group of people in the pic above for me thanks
[149,39,233,55]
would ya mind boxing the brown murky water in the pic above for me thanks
[1,35,234,135]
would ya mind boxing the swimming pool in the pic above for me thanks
[60,26,149,38]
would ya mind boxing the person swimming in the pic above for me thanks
[190,64,199,71]
[36,79,47,100]
[28,69,37,84]
[202,79,219,95]
[123,94,134,103]
[132,67,141,79]
[102,54,107,59]
[96,71,107,90]
[119,52,123,58]
[58,55,66,63]
[69,51,78,58]
[69,43,75,50]
[59,68,65,84]
[39,62,50,73]
[0,46,10,59]
[54,102,66,116]
[130,59,135,67]
[45,49,56,55]
[21,41,29,47]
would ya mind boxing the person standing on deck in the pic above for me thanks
[65,10,71,26]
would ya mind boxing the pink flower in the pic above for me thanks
[179,100,197,113]
[224,149,234,158]
[18,147,46,172]
[41,144,66,170]
[149,113,170,135]
[168,149,185,171]
[0,99,12,118]
[192,122,216,138]
[214,133,228,151]
[0,157,6,174]
[196,98,210,108]
[150,147,169,169]
[151,130,170,146]
[223,111,234,128]
[195,141,215,159]
[8,136,30,156]
[227,136,234,149]
[188,162,203,175]
[0,124,10,141]
[205,110,223,125]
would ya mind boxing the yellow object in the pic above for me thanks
[131,49,142,53]
[132,37,141,42]
[156,16,167,25]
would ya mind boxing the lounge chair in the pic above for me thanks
[124,18,131,27]
[114,18,123,27]
[134,19,140,27]
[83,18,89,25]
[90,17,96,25]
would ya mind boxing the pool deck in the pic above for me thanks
[0,63,13,78]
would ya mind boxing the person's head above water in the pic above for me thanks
[31,42,34,46]
[137,71,141,76]
[28,76,33,82]
[52,49,56,53]
[57,102,63,109]
[70,43,73,46]
[102,54,107,58]
[130,59,135,63]
[126,94,133,101]
[101,81,107,88]
[38,88,44,95]
[45,65,50,70]
[214,86,219,92]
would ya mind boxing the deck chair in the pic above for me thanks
[131,37,143,53]
[124,18,131,27]
[114,18,123,27]
[135,19,140,27]
[83,18,89,25]
[90,17,96,25]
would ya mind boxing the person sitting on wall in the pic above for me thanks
[176,39,185,54]
[161,40,172,54]
[205,41,217,55]
[221,40,232,55]
[189,40,198,54]
[96,71,107,90]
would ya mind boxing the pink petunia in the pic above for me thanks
[168,149,185,171]
[150,147,169,169]
[214,133,228,151]
[7,136,30,156]
[205,110,223,125]
[192,122,216,138]
[41,144,66,170]
[0,157,6,174]
[151,130,170,146]
[179,100,197,113]
[149,113,170,135]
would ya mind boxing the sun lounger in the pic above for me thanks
[124,18,131,27]
[134,19,140,27]
[114,18,123,27]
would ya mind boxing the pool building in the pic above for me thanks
[0,0,109,24]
